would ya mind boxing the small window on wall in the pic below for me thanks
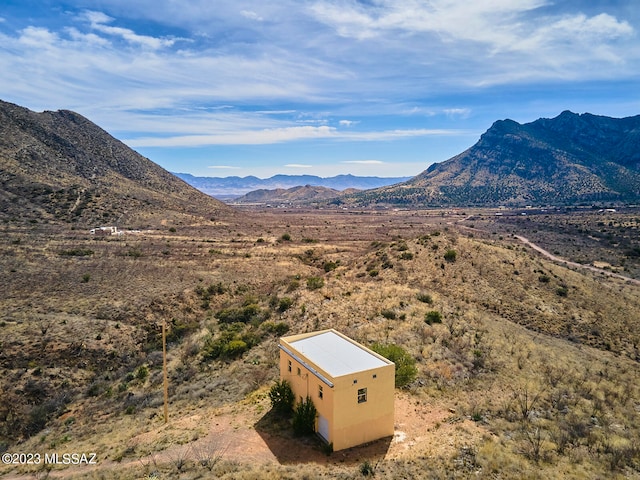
[318,384,323,399]
[297,367,301,376]
[288,360,292,373]
[357,388,367,403]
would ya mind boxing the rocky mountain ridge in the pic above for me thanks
[346,111,640,206]
[0,100,230,226]
[231,184,358,205]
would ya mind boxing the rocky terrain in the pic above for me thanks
[344,111,640,207]
[1,101,639,479]
[0,100,230,227]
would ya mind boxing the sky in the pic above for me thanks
[1,1,639,178]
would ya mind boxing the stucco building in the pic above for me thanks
[279,329,395,451]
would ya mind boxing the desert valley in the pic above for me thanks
[1,101,640,479]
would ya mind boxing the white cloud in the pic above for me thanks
[241,10,263,22]
[18,26,60,48]
[444,108,471,119]
[309,0,635,82]
[127,125,336,147]
[284,164,313,168]
[80,10,178,49]
[126,126,461,147]
[339,119,357,127]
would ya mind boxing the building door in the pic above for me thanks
[317,415,329,442]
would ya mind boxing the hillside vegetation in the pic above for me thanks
[0,100,230,227]
[1,209,639,479]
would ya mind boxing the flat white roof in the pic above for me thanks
[288,330,390,377]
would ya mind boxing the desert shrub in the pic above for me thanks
[381,309,397,320]
[85,381,108,397]
[396,242,409,251]
[269,380,295,415]
[292,396,317,436]
[135,365,149,381]
[417,292,433,304]
[215,304,267,324]
[59,248,94,257]
[370,343,417,387]
[278,297,294,312]
[400,251,414,260]
[425,310,443,325]
[444,249,457,262]
[307,276,325,290]
[360,459,375,476]
[261,321,290,336]
[202,322,260,360]
[224,339,248,357]
[195,282,227,307]
[538,275,551,283]
[202,335,243,360]
[556,286,569,297]
[125,248,142,258]
[323,261,338,272]
[287,278,300,292]
[280,233,291,242]
[166,317,199,343]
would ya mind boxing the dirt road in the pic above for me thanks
[514,235,640,286]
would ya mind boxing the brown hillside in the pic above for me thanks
[0,100,232,227]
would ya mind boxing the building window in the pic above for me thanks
[357,388,367,403]
[318,385,323,399]
[288,360,292,373]
[297,367,301,376]
[372,374,377,379]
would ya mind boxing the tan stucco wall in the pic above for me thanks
[330,363,395,451]
[279,330,395,451]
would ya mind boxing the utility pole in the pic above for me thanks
[162,319,168,424]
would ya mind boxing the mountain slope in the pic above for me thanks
[0,100,231,225]
[349,111,640,207]
[232,184,356,204]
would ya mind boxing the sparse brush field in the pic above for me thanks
[1,208,639,479]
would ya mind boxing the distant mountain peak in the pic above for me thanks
[344,111,640,207]
[174,172,411,198]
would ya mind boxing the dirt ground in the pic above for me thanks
[129,391,488,471]
[3,392,487,479]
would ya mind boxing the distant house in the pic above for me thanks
[279,329,395,451]
[89,226,121,236]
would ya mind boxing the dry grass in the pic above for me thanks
[1,207,639,479]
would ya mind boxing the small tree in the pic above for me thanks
[371,343,417,388]
[444,249,457,262]
[425,310,443,325]
[268,379,295,415]
[292,396,317,436]
[307,276,325,290]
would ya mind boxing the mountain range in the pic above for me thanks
[346,111,640,206]
[0,100,229,226]
[2,99,639,217]
[173,172,411,198]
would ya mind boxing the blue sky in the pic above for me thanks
[1,1,639,178]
